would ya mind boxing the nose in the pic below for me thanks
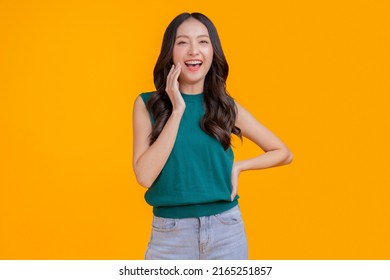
[188,42,199,56]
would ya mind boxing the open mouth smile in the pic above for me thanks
[184,60,203,71]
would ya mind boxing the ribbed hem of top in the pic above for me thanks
[152,200,238,218]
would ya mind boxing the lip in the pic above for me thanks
[184,59,203,64]
[183,59,203,72]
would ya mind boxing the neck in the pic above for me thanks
[179,83,204,95]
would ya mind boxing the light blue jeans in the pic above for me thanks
[145,205,248,260]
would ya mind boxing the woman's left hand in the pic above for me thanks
[231,162,242,201]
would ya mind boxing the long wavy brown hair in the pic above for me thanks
[146,12,242,150]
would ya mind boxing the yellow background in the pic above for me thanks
[1,0,389,259]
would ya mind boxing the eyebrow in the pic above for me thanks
[175,34,210,39]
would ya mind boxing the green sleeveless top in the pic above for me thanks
[140,91,238,218]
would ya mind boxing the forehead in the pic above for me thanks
[176,18,209,38]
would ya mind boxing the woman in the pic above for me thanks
[132,12,293,260]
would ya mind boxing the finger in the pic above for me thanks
[167,64,175,79]
[230,187,235,200]
[172,63,181,85]
[166,63,181,96]
[166,64,175,92]
[174,62,181,76]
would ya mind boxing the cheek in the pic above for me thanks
[205,50,214,69]
[172,47,185,64]
[204,61,213,74]
[207,48,214,59]
[205,48,214,64]
[172,47,179,64]
[172,54,179,64]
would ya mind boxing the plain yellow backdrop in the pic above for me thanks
[1,0,389,259]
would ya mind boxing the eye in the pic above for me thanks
[200,40,209,44]
[177,41,187,45]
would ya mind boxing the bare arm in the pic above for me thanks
[132,63,185,188]
[234,101,293,170]
[230,101,293,199]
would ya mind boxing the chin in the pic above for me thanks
[180,74,206,84]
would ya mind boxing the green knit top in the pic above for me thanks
[140,91,238,218]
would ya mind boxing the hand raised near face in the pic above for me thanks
[165,63,185,114]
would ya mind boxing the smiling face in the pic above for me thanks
[172,17,214,93]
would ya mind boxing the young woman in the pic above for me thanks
[132,12,293,260]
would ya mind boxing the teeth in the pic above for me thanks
[185,60,202,65]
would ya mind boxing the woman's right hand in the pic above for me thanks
[165,63,185,114]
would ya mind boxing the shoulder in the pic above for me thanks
[233,99,261,134]
[134,91,155,123]
[233,100,250,121]
[139,91,155,104]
